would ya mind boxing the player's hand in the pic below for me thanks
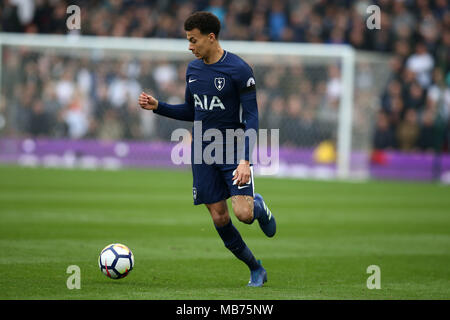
[139,92,158,110]
[232,161,251,187]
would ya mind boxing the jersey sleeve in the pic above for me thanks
[153,70,195,122]
[233,62,258,162]
[233,63,257,98]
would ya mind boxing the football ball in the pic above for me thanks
[98,243,134,279]
[99,243,134,279]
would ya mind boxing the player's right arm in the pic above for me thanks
[139,85,195,122]
[138,92,158,110]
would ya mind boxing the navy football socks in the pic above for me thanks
[215,220,260,271]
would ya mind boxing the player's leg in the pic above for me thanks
[230,195,254,224]
[206,199,230,227]
[195,163,267,286]
[205,200,263,281]
[231,193,276,237]
[224,166,276,237]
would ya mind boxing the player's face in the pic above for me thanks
[186,28,215,60]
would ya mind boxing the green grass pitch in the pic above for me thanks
[0,165,449,299]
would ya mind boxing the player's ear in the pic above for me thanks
[208,33,216,42]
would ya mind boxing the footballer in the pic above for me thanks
[138,11,276,287]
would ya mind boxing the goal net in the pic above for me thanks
[0,33,391,179]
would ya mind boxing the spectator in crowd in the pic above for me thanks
[204,0,226,26]
[0,0,448,154]
[1,0,23,32]
[256,90,269,130]
[418,108,438,152]
[98,109,124,141]
[267,96,285,142]
[388,96,406,129]
[269,1,287,41]
[55,70,76,107]
[405,81,426,111]
[122,96,143,140]
[406,42,435,88]
[29,100,50,137]
[283,94,302,147]
[427,68,450,121]
[396,108,420,151]
[299,108,320,148]
[62,93,89,139]
[373,111,396,150]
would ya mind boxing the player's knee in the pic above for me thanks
[234,206,253,224]
[213,215,229,227]
[211,211,230,227]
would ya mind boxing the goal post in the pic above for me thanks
[0,33,391,179]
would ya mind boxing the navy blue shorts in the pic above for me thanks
[192,162,255,205]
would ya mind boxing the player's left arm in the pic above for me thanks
[232,64,258,186]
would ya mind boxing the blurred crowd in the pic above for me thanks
[1,48,342,147]
[0,0,449,153]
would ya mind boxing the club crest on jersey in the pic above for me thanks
[214,77,225,91]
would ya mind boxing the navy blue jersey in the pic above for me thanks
[154,50,258,162]
[185,50,257,132]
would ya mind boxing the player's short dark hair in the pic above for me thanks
[184,11,221,38]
